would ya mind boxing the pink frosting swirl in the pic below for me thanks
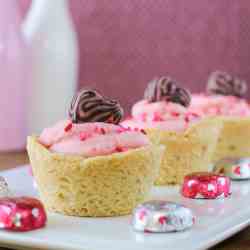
[39,120,150,157]
[121,100,200,132]
[190,94,250,117]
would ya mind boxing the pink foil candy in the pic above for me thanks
[0,197,47,232]
[0,177,11,197]
[181,172,231,199]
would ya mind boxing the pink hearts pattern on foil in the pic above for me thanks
[181,172,231,199]
[132,200,194,233]
[0,197,47,232]
[214,158,250,180]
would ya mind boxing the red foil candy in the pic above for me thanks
[0,197,47,232]
[181,172,231,199]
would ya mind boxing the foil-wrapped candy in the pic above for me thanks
[214,158,250,180]
[181,172,231,199]
[0,197,47,232]
[131,200,195,233]
[0,176,11,197]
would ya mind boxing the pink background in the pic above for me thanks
[20,0,250,112]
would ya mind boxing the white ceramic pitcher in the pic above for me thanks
[23,0,79,134]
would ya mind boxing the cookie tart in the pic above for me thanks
[191,71,250,162]
[122,76,222,185]
[27,89,164,217]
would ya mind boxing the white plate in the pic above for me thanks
[0,166,250,250]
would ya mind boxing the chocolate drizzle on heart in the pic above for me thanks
[207,71,247,98]
[69,89,124,124]
[144,76,191,107]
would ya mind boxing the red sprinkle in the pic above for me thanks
[116,146,124,152]
[117,127,126,133]
[95,127,106,135]
[171,111,180,117]
[100,128,106,134]
[79,132,87,141]
[185,115,190,123]
[118,126,146,135]
[64,122,73,132]
[152,113,164,122]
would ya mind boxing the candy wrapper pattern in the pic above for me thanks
[0,197,47,232]
[181,172,231,199]
[0,177,11,197]
[132,200,195,233]
[214,158,250,180]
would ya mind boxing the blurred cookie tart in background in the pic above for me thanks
[122,76,222,185]
[190,71,250,162]
[27,89,164,217]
